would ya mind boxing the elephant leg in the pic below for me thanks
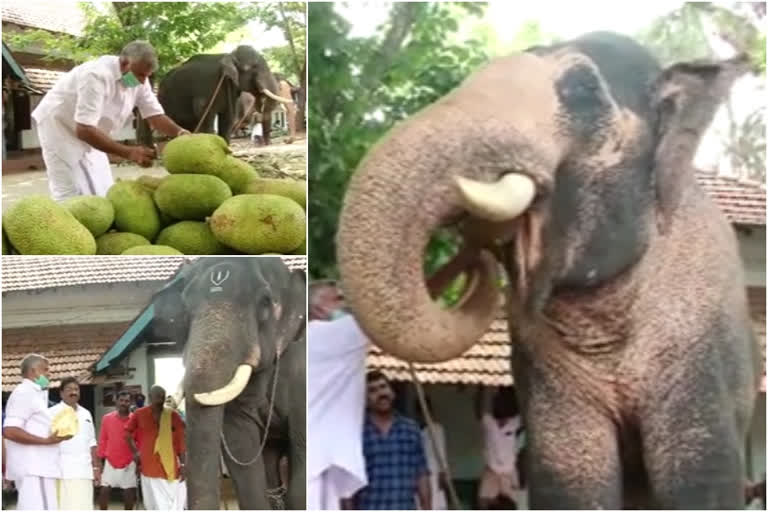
[262,99,277,146]
[222,402,270,510]
[192,96,216,134]
[515,356,622,509]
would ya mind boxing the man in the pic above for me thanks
[355,371,431,510]
[97,390,137,510]
[475,387,522,509]
[49,377,98,510]
[31,40,190,200]
[125,385,186,510]
[2,354,72,510]
[307,280,369,510]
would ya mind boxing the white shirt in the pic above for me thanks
[31,55,164,163]
[48,402,97,480]
[307,315,369,497]
[482,413,521,475]
[421,423,447,510]
[3,379,61,480]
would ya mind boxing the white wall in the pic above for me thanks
[738,227,766,287]
[93,344,149,433]
[748,393,766,481]
[21,115,139,150]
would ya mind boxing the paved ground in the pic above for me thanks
[2,137,306,213]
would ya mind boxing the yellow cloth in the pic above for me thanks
[154,407,176,481]
[50,406,79,437]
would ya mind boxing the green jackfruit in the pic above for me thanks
[242,178,306,210]
[2,229,11,255]
[290,238,306,255]
[154,174,232,221]
[107,181,161,241]
[96,232,151,255]
[121,245,183,255]
[162,134,257,193]
[137,175,164,192]
[156,221,228,255]
[210,194,305,254]
[3,196,96,255]
[63,196,115,237]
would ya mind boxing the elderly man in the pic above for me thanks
[2,354,72,510]
[125,385,185,510]
[49,377,98,510]
[307,280,369,510]
[31,40,189,200]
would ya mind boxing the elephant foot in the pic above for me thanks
[285,138,294,145]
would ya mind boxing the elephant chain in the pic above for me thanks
[220,354,280,466]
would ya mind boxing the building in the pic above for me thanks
[1,256,307,435]
[368,172,767,502]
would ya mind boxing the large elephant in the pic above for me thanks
[152,257,306,510]
[157,45,292,143]
[234,75,298,144]
[336,31,760,509]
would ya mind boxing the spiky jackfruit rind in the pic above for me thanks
[121,245,184,255]
[155,221,229,255]
[210,194,306,254]
[106,181,161,241]
[3,196,96,255]
[154,174,232,221]
[63,196,115,237]
[242,178,306,210]
[96,232,151,255]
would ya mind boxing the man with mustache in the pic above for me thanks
[97,390,137,510]
[48,377,98,510]
[2,354,71,510]
[355,371,431,510]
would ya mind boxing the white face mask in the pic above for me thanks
[329,308,347,321]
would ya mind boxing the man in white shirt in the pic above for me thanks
[307,280,369,510]
[48,377,98,510]
[2,354,72,510]
[31,40,190,200]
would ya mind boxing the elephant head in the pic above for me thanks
[220,45,292,105]
[336,32,675,363]
[152,257,306,509]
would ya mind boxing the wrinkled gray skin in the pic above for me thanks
[234,76,299,144]
[157,45,283,143]
[152,257,306,510]
[336,32,759,509]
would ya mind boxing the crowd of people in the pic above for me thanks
[307,280,526,510]
[2,354,186,510]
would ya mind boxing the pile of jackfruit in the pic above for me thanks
[2,134,306,255]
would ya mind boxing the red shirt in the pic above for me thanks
[124,406,185,479]
[97,410,135,469]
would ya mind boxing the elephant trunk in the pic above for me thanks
[185,401,225,509]
[337,104,509,363]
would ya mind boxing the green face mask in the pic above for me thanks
[121,71,141,88]
[34,375,50,389]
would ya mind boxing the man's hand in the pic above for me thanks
[176,129,191,137]
[46,433,73,444]
[126,146,155,167]
[93,465,102,486]
[178,463,185,482]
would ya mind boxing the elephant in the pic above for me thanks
[233,75,300,144]
[152,257,306,510]
[157,45,292,143]
[335,31,760,509]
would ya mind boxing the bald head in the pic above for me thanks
[149,385,166,407]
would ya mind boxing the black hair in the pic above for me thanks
[117,390,132,399]
[366,370,391,385]
[59,376,79,390]
[492,387,519,419]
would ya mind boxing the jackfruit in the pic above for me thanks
[155,221,228,255]
[242,178,306,210]
[63,196,115,237]
[210,194,305,254]
[162,134,257,194]
[96,232,151,255]
[121,245,183,255]
[107,181,161,241]
[51,406,79,437]
[2,229,11,255]
[137,175,164,192]
[3,196,97,255]
[154,174,232,220]
[291,238,306,255]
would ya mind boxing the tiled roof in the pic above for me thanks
[24,67,65,93]
[1,256,307,293]
[2,323,130,392]
[1,0,87,36]
[369,287,767,386]
[697,172,766,226]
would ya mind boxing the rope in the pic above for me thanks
[266,485,287,509]
[230,100,257,139]
[194,73,227,134]
[409,363,462,510]
[220,353,280,467]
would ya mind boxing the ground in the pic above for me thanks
[1,136,306,213]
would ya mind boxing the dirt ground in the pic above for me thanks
[1,136,306,213]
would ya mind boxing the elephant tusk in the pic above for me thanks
[455,173,536,222]
[262,89,293,104]
[193,364,253,406]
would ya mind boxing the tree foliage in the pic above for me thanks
[253,1,306,84]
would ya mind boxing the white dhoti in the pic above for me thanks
[17,475,58,510]
[36,119,113,201]
[308,466,362,510]
[141,476,184,510]
[56,478,93,510]
[101,460,137,489]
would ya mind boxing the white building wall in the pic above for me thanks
[738,228,767,287]
[92,344,149,433]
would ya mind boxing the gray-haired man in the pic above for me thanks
[31,40,190,200]
[3,354,72,510]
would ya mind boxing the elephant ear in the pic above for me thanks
[274,268,307,357]
[651,54,751,227]
[219,55,240,84]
